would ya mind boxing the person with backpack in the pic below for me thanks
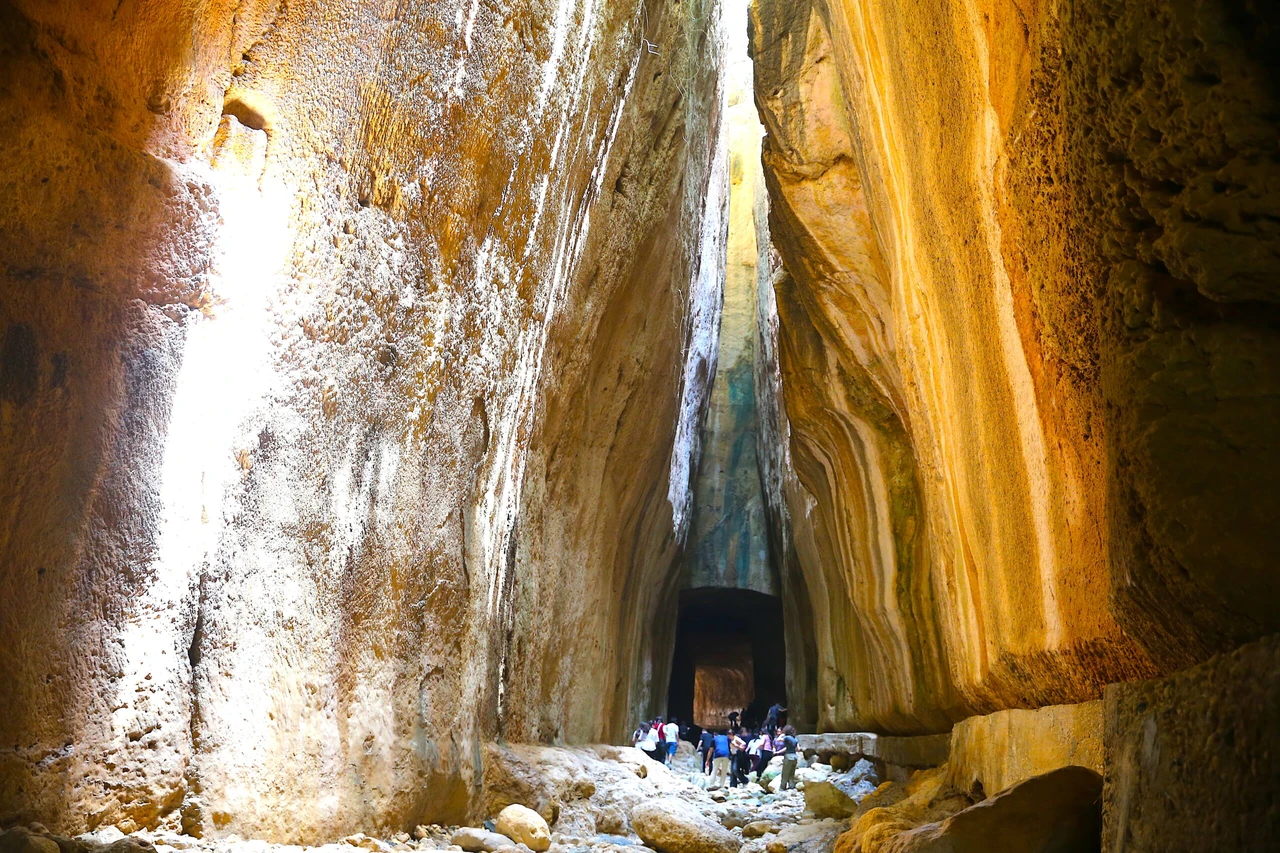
[779,725,798,790]
[710,730,732,788]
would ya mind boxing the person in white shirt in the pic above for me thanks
[639,722,662,762]
[661,717,680,765]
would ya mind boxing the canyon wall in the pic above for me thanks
[751,0,1280,733]
[684,0,775,597]
[0,0,725,840]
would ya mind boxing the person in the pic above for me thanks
[754,728,775,780]
[698,728,715,774]
[662,717,680,765]
[765,702,787,732]
[632,721,645,748]
[727,710,740,729]
[779,725,798,790]
[747,729,763,777]
[640,722,662,763]
[710,730,732,788]
[729,728,749,787]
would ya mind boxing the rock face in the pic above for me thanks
[0,0,727,841]
[877,767,1103,853]
[749,0,1280,732]
[631,799,741,853]
[947,702,1103,799]
[682,1,776,597]
[1102,634,1280,853]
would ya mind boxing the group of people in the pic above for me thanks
[697,716,798,790]
[630,703,799,790]
[631,716,682,766]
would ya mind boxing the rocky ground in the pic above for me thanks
[0,741,1103,853]
[0,744,876,853]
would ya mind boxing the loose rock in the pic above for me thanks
[451,829,516,853]
[631,799,740,853]
[495,806,552,853]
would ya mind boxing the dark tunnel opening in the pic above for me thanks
[666,587,787,732]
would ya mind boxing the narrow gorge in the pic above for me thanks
[1,1,1276,852]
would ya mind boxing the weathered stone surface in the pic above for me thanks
[947,702,1103,797]
[751,0,1279,737]
[876,766,1103,853]
[804,779,875,820]
[682,4,776,598]
[495,806,551,853]
[1103,633,1280,853]
[451,829,516,853]
[631,799,740,853]
[765,820,845,853]
[796,735,948,770]
[835,769,973,853]
[0,0,726,842]
[0,830,61,853]
[742,821,778,839]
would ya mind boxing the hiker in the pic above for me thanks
[746,729,763,779]
[662,717,680,765]
[754,728,776,780]
[779,725,798,790]
[631,721,645,748]
[727,710,740,729]
[698,728,715,774]
[729,727,749,787]
[765,702,787,732]
[710,730,732,788]
[639,721,662,762]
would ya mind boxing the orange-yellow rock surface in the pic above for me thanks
[750,0,1280,733]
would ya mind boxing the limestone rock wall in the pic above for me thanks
[750,0,1280,733]
[1102,634,1280,852]
[683,0,776,597]
[0,0,724,840]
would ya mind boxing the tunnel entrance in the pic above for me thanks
[666,588,786,730]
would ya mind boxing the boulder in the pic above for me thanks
[762,821,844,853]
[804,779,875,819]
[719,808,752,829]
[0,830,61,853]
[451,828,517,853]
[496,805,552,852]
[631,798,740,853]
[847,759,878,784]
[877,766,1102,852]
[742,821,777,839]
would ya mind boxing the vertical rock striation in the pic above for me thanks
[683,0,776,597]
[750,0,1279,733]
[0,0,726,840]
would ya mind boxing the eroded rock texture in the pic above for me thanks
[750,0,1279,732]
[1,0,728,840]
[683,7,775,596]
[1103,633,1280,852]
